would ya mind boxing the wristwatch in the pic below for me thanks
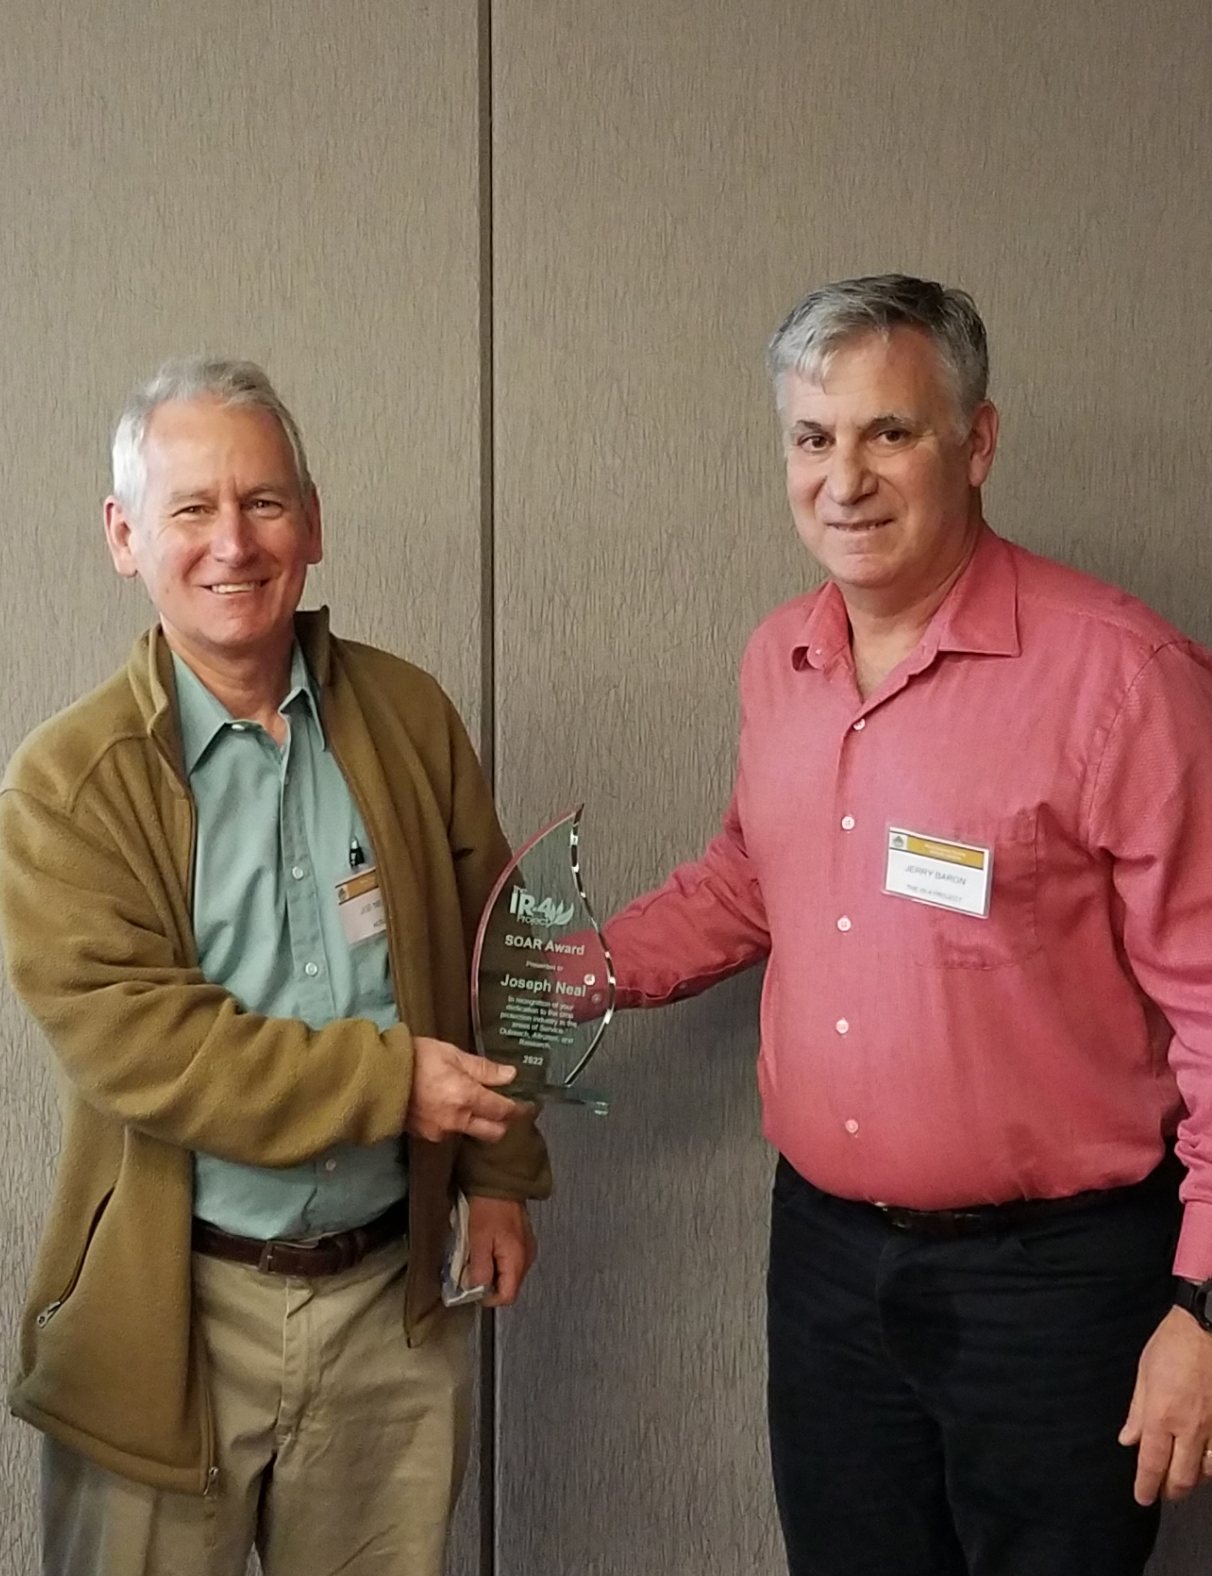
[1174,1277,1212,1332]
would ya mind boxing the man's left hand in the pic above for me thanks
[1120,1304,1212,1503]
[466,1196,537,1307]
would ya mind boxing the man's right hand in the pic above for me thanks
[407,1036,528,1143]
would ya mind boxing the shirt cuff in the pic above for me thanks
[1174,1199,1212,1281]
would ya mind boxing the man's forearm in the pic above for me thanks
[605,833,770,1009]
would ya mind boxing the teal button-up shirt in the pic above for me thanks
[174,646,408,1238]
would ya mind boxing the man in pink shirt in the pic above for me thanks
[604,275,1212,1576]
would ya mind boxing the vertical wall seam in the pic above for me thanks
[477,6,495,787]
[476,2,498,1575]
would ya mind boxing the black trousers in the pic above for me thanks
[767,1156,1182,1576]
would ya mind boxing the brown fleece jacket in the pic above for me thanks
[0,610,551,1494]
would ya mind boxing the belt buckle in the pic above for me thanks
[936,1208,988,1236]
[878,1203,986,1236]
[258,1240,285,1274]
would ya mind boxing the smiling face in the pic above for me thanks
[779,328,998,611]
[103,397,322,676]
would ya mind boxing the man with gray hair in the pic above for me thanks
[0,360,549,1575]
[604,275,1212,1574]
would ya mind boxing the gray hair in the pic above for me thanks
[766,274,989,429]
[111,357,313,514]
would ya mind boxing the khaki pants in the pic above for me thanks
[42,1241,474,1576]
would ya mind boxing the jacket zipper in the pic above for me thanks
[35,1188,114,1328]
[196,1314,220,1497]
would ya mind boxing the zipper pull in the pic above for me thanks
[35,1301,62,1329]
[204,1465,220,1499]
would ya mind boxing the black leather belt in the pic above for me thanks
[875,1194,1099,1238]
[873,1150,1181,1239]
[192,1197,409,1277]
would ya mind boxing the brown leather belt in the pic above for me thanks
[192,1197,409,1277]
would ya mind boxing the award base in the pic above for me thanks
[508,1083,610,1117]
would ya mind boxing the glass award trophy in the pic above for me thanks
[471,807,614,1115]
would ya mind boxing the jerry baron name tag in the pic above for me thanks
[884,828,992,918]
[335,866,387,945]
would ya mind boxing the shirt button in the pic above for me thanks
[841,815,855,831]
[304,961,319,977]
[853,719,866,732]
[291,865,305,880]
[845,1119,859,1135]
[836,1018,849,1035]
[324,1158,338,1173]
[837,916,851,932]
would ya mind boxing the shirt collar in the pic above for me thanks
[791,524,1020,672]
[171,643,324,777]
[932,526,1020,659]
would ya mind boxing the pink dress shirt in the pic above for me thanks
[604,527,1212,1279]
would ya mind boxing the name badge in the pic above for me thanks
[884,827,992,918]
[335,866,387,945]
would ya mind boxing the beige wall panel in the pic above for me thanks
[491,2,1212,1572]
[0,3,484,1570]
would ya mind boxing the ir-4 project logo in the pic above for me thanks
[508,886,575,928]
